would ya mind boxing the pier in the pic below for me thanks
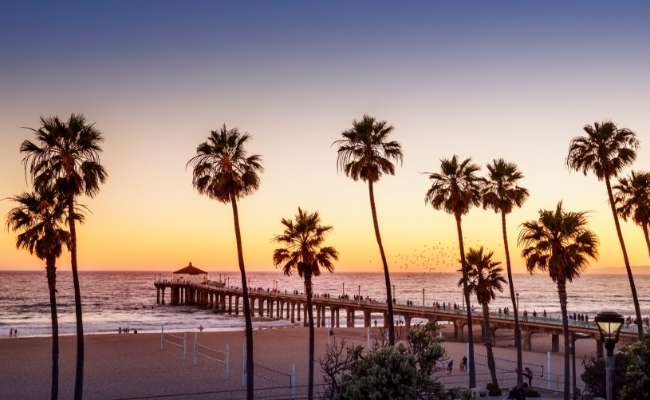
[153,279,641,358]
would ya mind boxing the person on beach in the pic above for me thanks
[9,328,13,336]
[118,327,122,334]
[198,325,204,332]
[543,310,547,319]
[447,360,453,374]
[508,385,526,400]
[523,367,533,386]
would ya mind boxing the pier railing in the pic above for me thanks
[153,280,645,334]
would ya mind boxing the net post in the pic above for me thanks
[183,332,187,360]
[194,332,198,365]
[292,364,296,399]
[160,326,164,350]
[226,344,230,379]
[466,342,470,375]
[242,342,246,387]
[367,327,370,354]
[547,351,551,390]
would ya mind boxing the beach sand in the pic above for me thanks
[0,325,601,399]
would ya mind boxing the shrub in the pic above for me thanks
[323,323,448,400]
[334,345,418,400]
[525,388,540,397]
[618,334,650,399]
[485,382,501,396]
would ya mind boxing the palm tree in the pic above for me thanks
[333,115,402,345]
[21,114,108,400]
[613,170,650,259]
[187,124,263,400]
[519,202,599,400]
[458,247,506,386]
[424,155,483,388]
[566,120,643,340]
[5,185,76,400]
[272,208,338,400]
[482,158,529,386]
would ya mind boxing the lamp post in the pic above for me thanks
[595,311,624,400]
[393,285,396,305]
[342,283,345,297]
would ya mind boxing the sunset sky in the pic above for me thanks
[1,2,649,274]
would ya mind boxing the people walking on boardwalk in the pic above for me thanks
[447,360,453,374]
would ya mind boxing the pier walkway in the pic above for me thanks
[154,280,642,358]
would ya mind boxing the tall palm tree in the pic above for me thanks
[458,247,506,386]
[482,158,529,386]
[566,120,643,340]
[334,115,402,345]
[273,208,338,400]
[21,114,108,400]
[424,155,483,388]
[519,202,599,400]
[613,170,650,259]
[187,124,263,400]
[5,185,76,400]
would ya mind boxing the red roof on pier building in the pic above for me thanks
[173,262,207,275]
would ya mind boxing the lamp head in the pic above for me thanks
[595,311,624,343]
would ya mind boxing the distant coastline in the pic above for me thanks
[585,266,650,275]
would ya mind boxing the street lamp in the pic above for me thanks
[342,283,345,297]
[595,311,624,400]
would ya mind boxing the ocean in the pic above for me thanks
[1,270,649,337]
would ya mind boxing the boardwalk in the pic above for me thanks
[154,280,642,358]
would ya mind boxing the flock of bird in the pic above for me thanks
[368,238,502,273]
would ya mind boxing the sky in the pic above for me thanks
[1,2,649,274]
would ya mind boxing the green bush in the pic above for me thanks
[525,388,540,397]
[485,382,501,396]
[618,334,650,399]
[327,323,448,400]
[334,345,417,400]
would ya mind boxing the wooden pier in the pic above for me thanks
[154,280,641,358]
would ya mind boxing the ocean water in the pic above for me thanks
[1,270,649,337]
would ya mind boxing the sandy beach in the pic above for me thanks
[0,324,602,399]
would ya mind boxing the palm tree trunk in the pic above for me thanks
[231,195,254,400]
[557,280,570,400]
[46,258,59,400]
[455,215,476,388]
[67,197,84,400]
[305,273,315,400]
[642,223,650,260]
[605,176,643,340]
[368,180,395,345]
[482,303,498,386]
[501,211,523,386]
